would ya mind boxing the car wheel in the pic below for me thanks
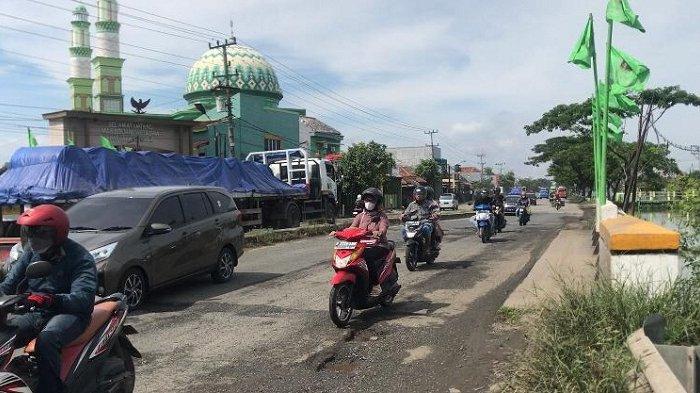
[120,268,147,310]
[212,247,236,283]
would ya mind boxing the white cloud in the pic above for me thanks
[450,121,483,134]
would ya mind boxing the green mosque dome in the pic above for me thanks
[184,44,282,104]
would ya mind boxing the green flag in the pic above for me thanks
[610,47,649,92]
[100,136,117,150]
[606,0,645,33]
[27,128,38,147]
[598,83,639,113]
[568,18,594,69]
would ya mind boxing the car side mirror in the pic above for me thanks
[146,223,172,236]
[25,261,52,279]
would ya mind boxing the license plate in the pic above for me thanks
[335,241,357,250]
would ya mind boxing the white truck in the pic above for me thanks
[244,148,338,228]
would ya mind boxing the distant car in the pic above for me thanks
[538,189,549,199]
[66,186,244,309]
[527,193,537,206]
[504,195,520,215]
[439,193,459,210]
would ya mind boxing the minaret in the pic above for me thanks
[68,6,93,111]
[92,0,124,113]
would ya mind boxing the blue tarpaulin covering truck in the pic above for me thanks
[0,146,336,234]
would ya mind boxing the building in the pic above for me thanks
[386,146,441,168]
[43,1,343,159]
[299,116,343,157]
[44,2,196,153]
[183,44,307,159]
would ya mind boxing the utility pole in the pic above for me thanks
[210,36,238,158]
[493,161,505,189]
[476,153,486,184]
[424,129,438,160]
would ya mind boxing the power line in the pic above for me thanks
[18,0,430,137]
[0,25,191,68]
[0,12,199,62]
[61,0,432,133]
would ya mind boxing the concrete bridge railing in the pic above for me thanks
[597,200,682,292]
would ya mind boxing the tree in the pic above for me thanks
[527,135,595,196]
[414,159,442,194]
[338,141,395,211]
[619,86,700,212]
[500,170,516,190]
[525,85,698,210]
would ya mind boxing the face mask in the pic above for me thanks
[364,201,376,211]
[28,236,53,255]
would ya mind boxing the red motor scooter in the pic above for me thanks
[329,228,401,328]
[0,261,141,393]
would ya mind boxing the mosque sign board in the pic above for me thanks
[43,110,196,155]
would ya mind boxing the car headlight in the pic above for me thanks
[90,242,118,263]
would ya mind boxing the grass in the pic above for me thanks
[496,306,529,325]
[501,275,700,392]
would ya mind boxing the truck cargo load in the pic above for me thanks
[0,146,306,205]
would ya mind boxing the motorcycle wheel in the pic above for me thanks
[405,245,418,271]
[481,228,489,243]
[329,283,353,328]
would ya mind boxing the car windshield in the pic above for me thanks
[440,195,453,200]
[67,197,152,231]
[505,196,519,204]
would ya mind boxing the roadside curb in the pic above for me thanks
[244,211,475,249]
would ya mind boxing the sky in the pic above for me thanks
[0,0,698,178]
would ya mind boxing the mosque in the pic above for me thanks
[43,0,343,159]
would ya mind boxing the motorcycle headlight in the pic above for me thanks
[90,242,118,263]
[334,250,360,268]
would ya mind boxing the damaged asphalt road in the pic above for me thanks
[130,204,571,392]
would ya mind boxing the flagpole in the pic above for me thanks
[588,13,602,222]
[599,19,614,209]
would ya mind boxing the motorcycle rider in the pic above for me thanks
[492,187,505,230]
[518,191,531,221]
[473,189,492,207]
[0,204,97,393]
[402,186,442,251]
[338,188,390,297]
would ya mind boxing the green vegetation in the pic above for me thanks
[337,141,395,212]
[414,159,442,193]
[524,86,696,211]
[503,277,700,392]
[668,173,700,271]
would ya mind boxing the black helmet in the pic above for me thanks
[361,187,383,204]
[414,186,427,200]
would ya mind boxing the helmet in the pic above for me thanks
[17,204,69,248]
[413,186,427,201]
[361,187,383,204]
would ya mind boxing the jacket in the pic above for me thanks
[0,238,97,320]
[403,199,440,221]
[350,210,389,242]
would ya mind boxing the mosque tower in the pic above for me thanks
[92,0,124,113]
[68,6,93,111]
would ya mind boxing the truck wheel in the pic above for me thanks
[285,203,301,228]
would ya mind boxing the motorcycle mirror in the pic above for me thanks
[25,260,53,279]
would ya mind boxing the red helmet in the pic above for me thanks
[17,204,69,246]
